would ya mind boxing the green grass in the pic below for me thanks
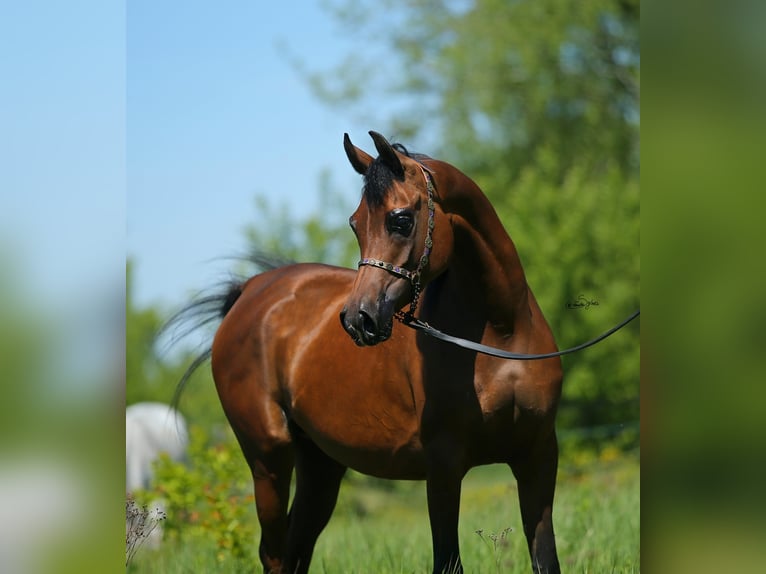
[130,453,639,573]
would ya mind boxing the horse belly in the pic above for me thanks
[304,418,428,480]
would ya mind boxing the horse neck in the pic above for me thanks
[430,161,529,330]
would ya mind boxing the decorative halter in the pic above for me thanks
[357,166,436,322]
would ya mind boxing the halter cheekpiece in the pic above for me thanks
[357,165,435,322]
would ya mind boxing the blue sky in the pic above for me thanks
[1,1,407,378]
[1,1,124,308]
[0,1,392,317]
[127,1,387,310]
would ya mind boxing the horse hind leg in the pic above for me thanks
[284,424,347,574]
[231,410,294,574]
[509,431,561,574]
[248,447,294,573]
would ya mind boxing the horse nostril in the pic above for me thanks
[359,309,377,337]
[339,308,348,326]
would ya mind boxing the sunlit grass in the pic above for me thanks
[130,452,639,573]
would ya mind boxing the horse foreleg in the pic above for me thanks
[426,447,465,574]
[284,429,346,574]
[509,432,561,574]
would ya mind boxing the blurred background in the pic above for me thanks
[7,0,766,572]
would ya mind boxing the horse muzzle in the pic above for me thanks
[340,301,394,347]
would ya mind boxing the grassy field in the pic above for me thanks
[130,451,639,573]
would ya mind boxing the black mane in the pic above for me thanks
[363,143,430,206]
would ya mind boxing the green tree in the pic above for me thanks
[309,0,639,184]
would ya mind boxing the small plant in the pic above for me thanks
[475,527,513,573]
[126,498,166,566]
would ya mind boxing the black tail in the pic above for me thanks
[163,252,294,410]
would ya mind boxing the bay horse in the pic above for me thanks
[190,132,563,573]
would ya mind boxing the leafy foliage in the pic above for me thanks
[132,425,257,569]
[504,164,640,429]
[313,0,639,183]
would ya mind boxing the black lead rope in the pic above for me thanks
[399,309,640,360]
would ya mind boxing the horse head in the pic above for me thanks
[340,131,453,346]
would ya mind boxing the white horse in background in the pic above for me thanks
[126,402,188,552]
[126,401,188,494]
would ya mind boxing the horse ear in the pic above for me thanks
[344,133,373,175]
[369,131,404,178]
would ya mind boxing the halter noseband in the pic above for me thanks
[357,166,436,322]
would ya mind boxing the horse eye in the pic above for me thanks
[386,210,414,237]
